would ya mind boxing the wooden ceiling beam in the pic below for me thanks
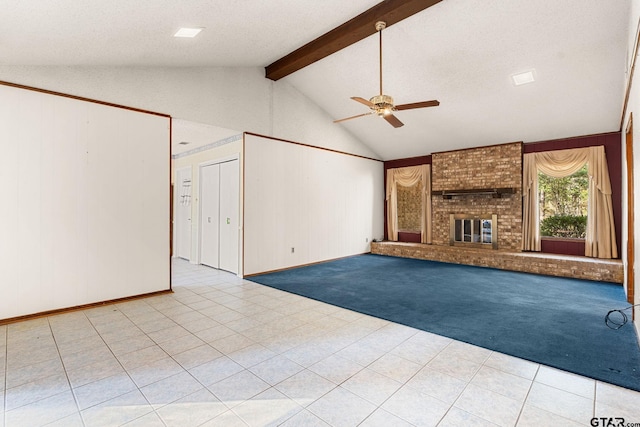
[265,0,442,81]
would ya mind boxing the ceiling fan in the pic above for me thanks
[333,21,439,128]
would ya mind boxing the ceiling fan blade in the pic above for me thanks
[395,100,440,111]
[333,112,374,124]
[383,113,404,128]
[351,97,374,107]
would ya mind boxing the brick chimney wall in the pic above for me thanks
[431,142,523,250]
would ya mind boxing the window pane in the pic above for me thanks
[538,165,588,239]
[473,219,481,242]
[463,219,471,242]
[482,219,492,243]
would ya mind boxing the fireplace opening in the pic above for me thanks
[450,214,497,249]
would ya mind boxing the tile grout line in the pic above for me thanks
[116,296,223,424]
[438,343,488,426]
[525,365,597,425]
[76,307,161,423]
[175,285,308,426]
[359,333,458,426]
[214,297,357,423]
[124,287,281,425]
[513,363,540,427]
[249,313,398,426]
[592,380,598,420]
[46,316,86,427]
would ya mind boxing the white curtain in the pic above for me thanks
[386,165,431,243]
[521,146,617,258]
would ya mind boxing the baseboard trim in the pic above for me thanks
[0,289,173,326]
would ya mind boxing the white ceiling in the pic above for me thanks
[171,119,240,156]
[1,0,631,160]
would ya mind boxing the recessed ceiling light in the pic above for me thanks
[174,28,203,38]
[512,70,535,86]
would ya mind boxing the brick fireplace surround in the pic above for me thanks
[376,140,623,284]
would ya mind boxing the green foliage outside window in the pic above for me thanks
[538,165,588,239]
[540,215,587,238]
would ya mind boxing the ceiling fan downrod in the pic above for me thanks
[371,21,394,116]
[375,21,386,96]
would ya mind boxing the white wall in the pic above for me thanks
[623,5,640,334]
[243,134,384,276]
[0,84,170,319]
[271,80,377,159]
[173,139,243,273]
[0,66,379,160]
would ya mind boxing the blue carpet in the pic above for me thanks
[249,254,640,391]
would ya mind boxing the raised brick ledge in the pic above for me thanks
[371,241,623,284]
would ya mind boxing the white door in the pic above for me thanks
[200,163,220,268]
[219,160,239,274]
[175,168,192,260]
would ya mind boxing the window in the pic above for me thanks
[537,165,588,238]
[522,146,616,258]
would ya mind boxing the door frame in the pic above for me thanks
[626,114,635,306]
[218,159,241,274]
[198,162,221,268]
[198,154,240,268]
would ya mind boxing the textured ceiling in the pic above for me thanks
[172,119,240,156]
[285,0,631,159]
[1,0,631,160]
[0,0,378,66]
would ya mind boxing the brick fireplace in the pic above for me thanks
[374,139,623,283]
[431,142,523,251]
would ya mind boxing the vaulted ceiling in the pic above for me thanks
[1,0,631,160]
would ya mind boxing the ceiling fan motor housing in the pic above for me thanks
[370,94,395,115]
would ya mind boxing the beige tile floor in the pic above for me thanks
[1,258,640,426]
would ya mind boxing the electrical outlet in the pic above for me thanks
[291,247,295,253]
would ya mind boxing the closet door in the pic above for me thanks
[219,160,239,274]
[200,163,220,268]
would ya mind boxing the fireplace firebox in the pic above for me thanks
[449,214,498,249]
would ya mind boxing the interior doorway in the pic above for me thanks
[199,158,240,274]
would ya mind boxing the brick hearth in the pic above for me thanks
[371,241,623,283]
